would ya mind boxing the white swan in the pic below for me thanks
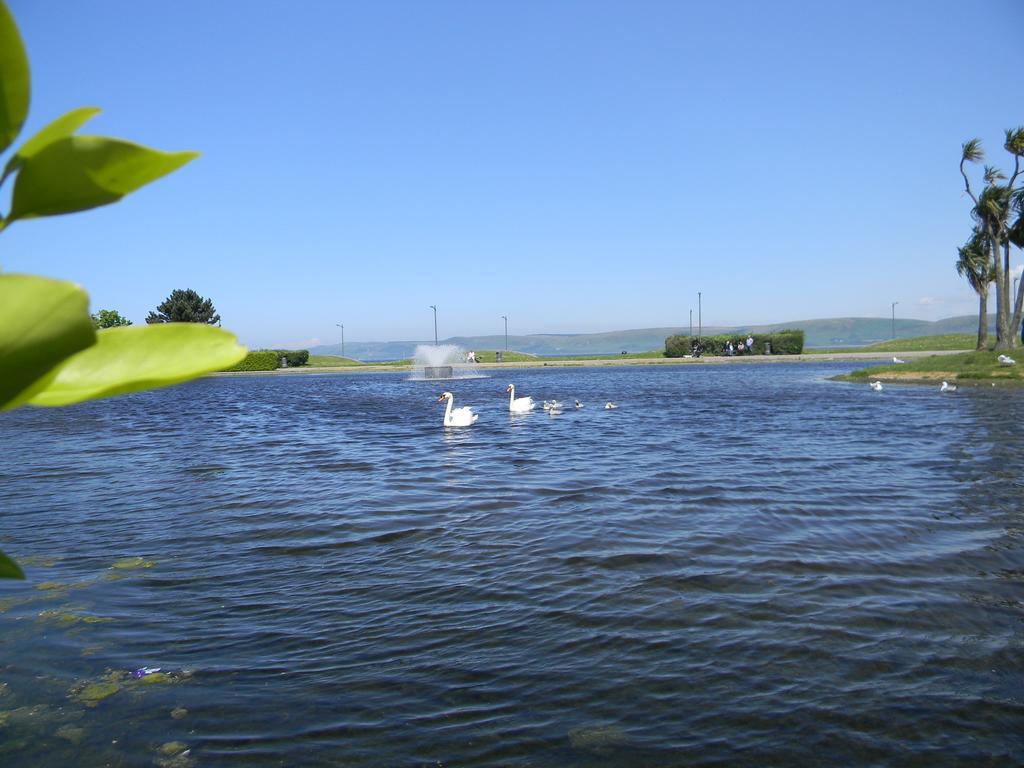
[605,402,619,409]
[869,381,883,391]
[437,391,478,427]
[940,381,957,392]
[506,384,535,413]
[574,400,584,409]
[892,357,906,364]
[542,399,563,411]
[998,354,1016,365]
[548,404,563,415]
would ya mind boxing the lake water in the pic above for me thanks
[1,363,1022,766]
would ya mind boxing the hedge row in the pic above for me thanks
[665,330,805,357]
[275,349,309,367]
[223,350,280,371]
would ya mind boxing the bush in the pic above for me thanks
[274,349,309,367]
[665,330,804,357]
[223,350,279,371]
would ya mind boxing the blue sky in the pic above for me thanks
[3,0,1022,348]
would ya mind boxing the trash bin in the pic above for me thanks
[496,351,503,363]
[764,342,771,355]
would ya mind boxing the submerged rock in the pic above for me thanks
[159,741,189,756]
[170,706,188,720]
[72,681,121,706]
[36,581,69,591]
[19,555,61,568]
[0,596,28,613]
[55,724,88,744]
[139,672,172,685]
[69,669,130,706]
[37,608,112,626]
[0,703,57,727]
[156,741,194,768]
[111,557,156,570]
[38,609,84,626]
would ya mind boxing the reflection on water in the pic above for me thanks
[1,364,1022,766]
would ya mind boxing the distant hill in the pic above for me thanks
[310,315,990,360]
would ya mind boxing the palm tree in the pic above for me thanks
[960,130,1023,349]
[1010,185,1024,342]
[1000,128,1024,345]
[956,228,993,350]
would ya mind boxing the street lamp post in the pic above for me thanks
[891,301,898,340]
[501,315,508,351]
[335,323,344,358]
[429,305,437,345]
[698,292,702,340]
[689,309,693,338]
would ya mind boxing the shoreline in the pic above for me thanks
[212,349,968,376]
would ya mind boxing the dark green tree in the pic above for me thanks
[146,289,220,325]
[955,228,993,350]
[90,309,132,328]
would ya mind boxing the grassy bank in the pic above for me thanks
[809,333,975,355]
[471,351,540,363]
[558,350,667,361]
[307,355,409,368]
[311,350,667,366]
[839,350,1022,384]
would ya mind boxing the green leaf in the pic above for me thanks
[27,324,247,407]
[0,274,96,410]
[0,549,25,579]
[0,106,101,188]
[0,1,30,155]
[7,135,198,223]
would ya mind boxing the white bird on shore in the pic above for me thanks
[940,381,957,393]
[892,357,906,364]
[437,392,478,427]
[869,381,883,391]
[605,402,619,409]
[998,354,1016,365]
[506,384,535,413]
[574,399,584,409]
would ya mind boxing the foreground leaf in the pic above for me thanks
[28,324,246,407]
[7,135,198,223]
[0,274,96,409]
[0,106,101,188]
[0,550,25,579]
[0,1,30,155]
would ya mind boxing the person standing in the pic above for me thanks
[746,334,754,354]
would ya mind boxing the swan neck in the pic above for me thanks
[444,395,453,425]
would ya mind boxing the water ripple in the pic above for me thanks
[1,363,1022,766]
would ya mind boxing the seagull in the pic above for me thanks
[869,381,883,391]
[605,402,619,409]
[998,354,1016,365]
[940,381,957,392]
[574,399,584,409]
[892,357,906,364]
